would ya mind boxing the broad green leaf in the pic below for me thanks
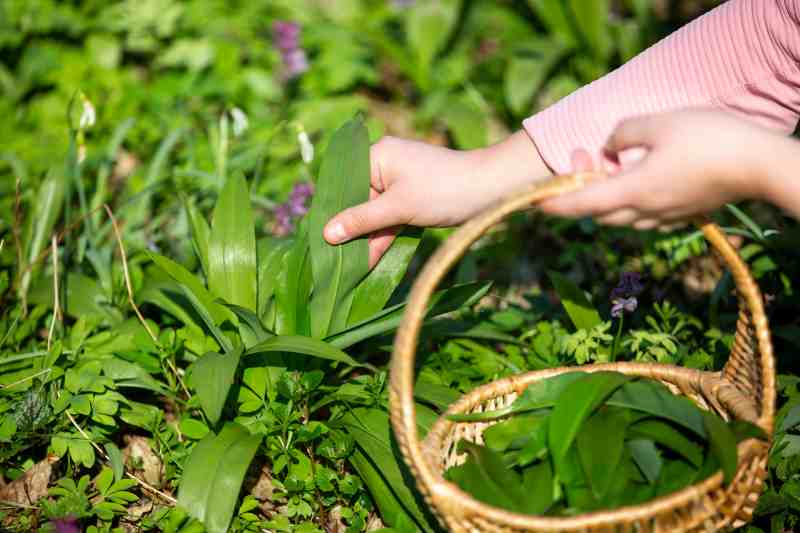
[340,408,435,531]
[629,419,703,467]
[327,281,491,350]
[448,371,586,422]
[521,460,554,514]
[548,271,601,331]
[146,252,233,327]
[190,348,241,425]
[628,439,662,483]
[256,237,293,320]
[208,173,257,311]
[405,0,461,89]
[413,381,460,412]
[308,117,371,338]
[577,407,628,499]
[176,283,234,354]
[222,303,273,348]
[505,41,568,116]
[348,448,431,532]
[515,417,550,467]
[702,411,738,484]
[348,228,422,326]
[549,372,632,468]
[185,200,211,277]
[246,335,368,369]
[607,380,706,438]
[443,92,489,150]
[568,0,613,61]
[446,441,529,513]
[178,422,261,533]
[483,414,547,453]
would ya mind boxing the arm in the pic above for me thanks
[525,0,800,173]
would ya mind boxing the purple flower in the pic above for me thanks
[272,182,314,236]
[611,297,638,318]
[611,271,644,300]
[392,0,415,8]
[52,517,80,533]
[273,203,293,237]
[272,20,308,79]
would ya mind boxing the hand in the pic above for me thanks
[539,109,778,229]
[324,131,549,266]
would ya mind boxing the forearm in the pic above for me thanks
[525,0,800,173]
[761,136,800,219]
[475,129,553,193]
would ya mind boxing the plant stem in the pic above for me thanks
[610,316,624,362]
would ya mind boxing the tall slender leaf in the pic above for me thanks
[608,380,707,438]
[548,271,601,331]
[274,232,311,335]
[549,372,632,468]
[308,117,371,338]
[185,200,211,277]
[567,0,613,61]
[190,348,241,425]
[577,407,628,499]
[348,228,422,326]
[256,237,293,320]
[340,408,435,532]
[208,173,257,311]
[245,335,369,369]
[178,422,261,533]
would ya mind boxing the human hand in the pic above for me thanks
[324,131,548,267]
[539,109,778,229]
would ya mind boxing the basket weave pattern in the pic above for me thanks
[389,173,775,532]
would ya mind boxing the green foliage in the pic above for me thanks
[446,372,766,515]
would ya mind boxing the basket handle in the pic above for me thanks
[389,172,774,498]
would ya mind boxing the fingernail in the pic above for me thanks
[325,222,346,244]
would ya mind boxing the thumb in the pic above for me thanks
[324,192,409,244]
[604,114,662,154]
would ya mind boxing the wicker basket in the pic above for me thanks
[389,173,775,532]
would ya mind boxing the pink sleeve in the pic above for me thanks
[523,0,800,174]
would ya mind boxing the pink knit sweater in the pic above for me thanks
[523,0,800,174]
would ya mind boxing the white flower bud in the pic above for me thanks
[229,107,249,137]
[298,130,314,164]
[79,97,96,130]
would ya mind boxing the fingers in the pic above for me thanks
[570,148,595,172]
[324,192,409,245]
[604,115,662,154]
[539,175,633,217]
[597,208,640,226]
[368,226,400,269]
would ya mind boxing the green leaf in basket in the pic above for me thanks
[446,441,536,514]
[629,419,703,467]
[522,460,555,514]
[447,371,587,422]
[607,380,707,438]
[549,372,633,469]
[702,411,739,484]
[628,439,663,484]
[577,406,629,499]
[548,271,602,331]
[483,414,548,453]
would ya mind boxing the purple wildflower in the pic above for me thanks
[392,0,415,8]
[52,517,80,533]
[611,297,638,318]
[272,21,308,79]
[611,271,644,300]
[609,271,644,318]
[272,182,314,236]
